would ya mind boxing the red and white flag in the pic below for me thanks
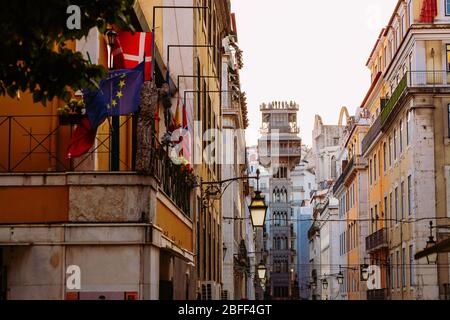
[113,31,153,81]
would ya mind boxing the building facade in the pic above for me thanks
[220,21,252,300]
[333,108,371,301]
[0,0,241,301]
[361,0,450,300]
[258,101,302,300]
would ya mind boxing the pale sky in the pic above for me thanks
[231,0,398,146]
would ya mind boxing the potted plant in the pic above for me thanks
[57,99,85,125]
[172,156,198,188]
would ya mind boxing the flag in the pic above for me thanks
[66,117,97,159]
[104,62,145,117]
[113,31,153,81]
[420,0,437,23]
[174,94,182,129]
[66,63,145,159]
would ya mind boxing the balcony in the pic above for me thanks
[0,115,192,217]
[362,71,450,155]
[258,146,301,158]
[361,115,382,156]
[365,228,388,253]
[367,289,388,300]
[333,156,367,193]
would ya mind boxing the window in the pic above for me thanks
[447,45,450,71]
[390,192,393,228]
[408,1,413,25]
[448,104,450,138]
[399,120,403,154]
[375,205,379,231]
[370,159,373,185]
[446,0,450,16]
[400,14,405,38]
[409,245,414,286]
[396,251,400,288]
[389,136,393,167]
[370,208,374,234]
[395,187,399,223]
[384,196,388,227]
[407,111,411,145]
[402,248,406,288]
[390,253,394,290]
[394,129,398,161]
[383,142,387,173]
[408,175,412,216]
[384,46,387,67]
[401,182,405,220]
[374,154,377,181]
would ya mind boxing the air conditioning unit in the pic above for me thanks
[201,282,221,300]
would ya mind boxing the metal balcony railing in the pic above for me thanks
[150,136,192,217]
[362,71,450,155]
[0,115,192,217]
[365,228,388,252]
[361,115,382,156]
[258,147,302,157]
[332,156,367,193]
[0,115,135,173]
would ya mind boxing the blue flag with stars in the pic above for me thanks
[83,62,145,129]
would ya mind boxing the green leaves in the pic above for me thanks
[0,0,135,105]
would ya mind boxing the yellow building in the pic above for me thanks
[362,0,450,300]
[333,107,370,300]
[0,0,234,300]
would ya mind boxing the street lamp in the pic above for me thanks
[249,170,268,228]
[337,271,344,285]
[257,261,267,280]
[426,221,438,265]
[322,279,329,290]
[310,281,317,291]
[105,29,118,69]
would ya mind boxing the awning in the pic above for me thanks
[415,237,450,260]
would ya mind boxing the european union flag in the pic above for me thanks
[83,62,145,129]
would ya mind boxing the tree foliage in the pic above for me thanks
[0,0,136,105]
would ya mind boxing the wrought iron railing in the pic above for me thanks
[361,115,382,156]
[407,70,450,88]
[0,115,192,217]
[362,71,450,155]
[332,156,367,193]
[0,115,134,173]
[149,136,192,217]
[380,74,408,125]
[366,228,388,252]
[367,288,388,300]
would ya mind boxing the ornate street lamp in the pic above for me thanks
[426,221,438,265]
[257,261,267,280]
[322,278,329,290]
[249,170,268,228]
[337,271,344,285]
[310,280,317,291]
